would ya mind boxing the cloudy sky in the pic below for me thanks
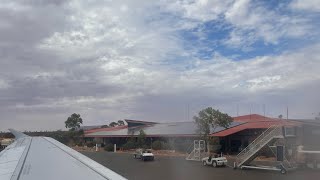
[0,0,319,131]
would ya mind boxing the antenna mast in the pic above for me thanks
[237,104,239,116]
[263,104,266,120]
[188,104,190,121]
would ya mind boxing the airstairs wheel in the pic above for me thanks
[280,168,287,174]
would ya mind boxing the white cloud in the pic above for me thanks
[101,43,320,96]
[38,0,316,54]
[0,0,319,130]
[163,0,232,22]
[153,0,315,50]
[0,79,10,89]
[39,1,184,62]
[224,0,312,48]
[153,43,320,98]
[245,75,282,91]
[290,0,320,12]
[29,41,320,123]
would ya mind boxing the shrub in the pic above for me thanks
[86,141,95,148]
[142,145,149,149]
[76,141,84,146]
[104,144,114,152]
[151,140,171,150]
[137,130,146,147]
[152,140,162,150]
[122,137,137,150]
[122,141,136,150]
[161,142,171,150]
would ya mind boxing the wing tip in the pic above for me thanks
[8,129,28,139]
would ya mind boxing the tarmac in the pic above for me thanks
[82,151,320,180]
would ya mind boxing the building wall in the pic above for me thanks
[219,129,265,154]
[296,124,320,168]
[89,136,198,152]
[301,124,320,149]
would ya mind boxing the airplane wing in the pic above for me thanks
[0,129,127,180]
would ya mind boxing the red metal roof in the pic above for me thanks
[84,114,302,137]
[232,114,275,122]
[211,114,301,137]
[124,119,158,124]
[85,134,200,138]
[212,122,276,137]
[84,125,128,134]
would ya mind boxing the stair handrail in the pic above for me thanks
[242,128,277,158]
[237,126,280,159]
[236,125,282,164]
[236,125,276,158]
[186,149,195,160]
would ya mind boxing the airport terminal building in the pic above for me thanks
[83,114,303,153]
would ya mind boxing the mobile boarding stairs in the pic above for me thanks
[186,140,208,161]
[234,125,296,174]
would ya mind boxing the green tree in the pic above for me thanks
[151,140,170,150]
[137,129,146,148]
[104,143,114,151]
[101,125,109,128]
[118,120,125,126]
[65,113,83,131]
[109,122,118,127]
[194,107,233,139]
[278,114,283,119]
[66,129,84,146]
[123,136,136,150]
[152,140,162,150]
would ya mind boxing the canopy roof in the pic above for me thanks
[85,120,243,137]
[212,114,301,137]
[84,114,300,138]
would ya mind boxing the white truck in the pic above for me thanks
[202,155,228,167]
[133,149,154,161]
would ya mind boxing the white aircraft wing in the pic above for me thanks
[0,129,127,180]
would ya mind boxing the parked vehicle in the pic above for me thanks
[133,149,154,161]
[202,154,227,167]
